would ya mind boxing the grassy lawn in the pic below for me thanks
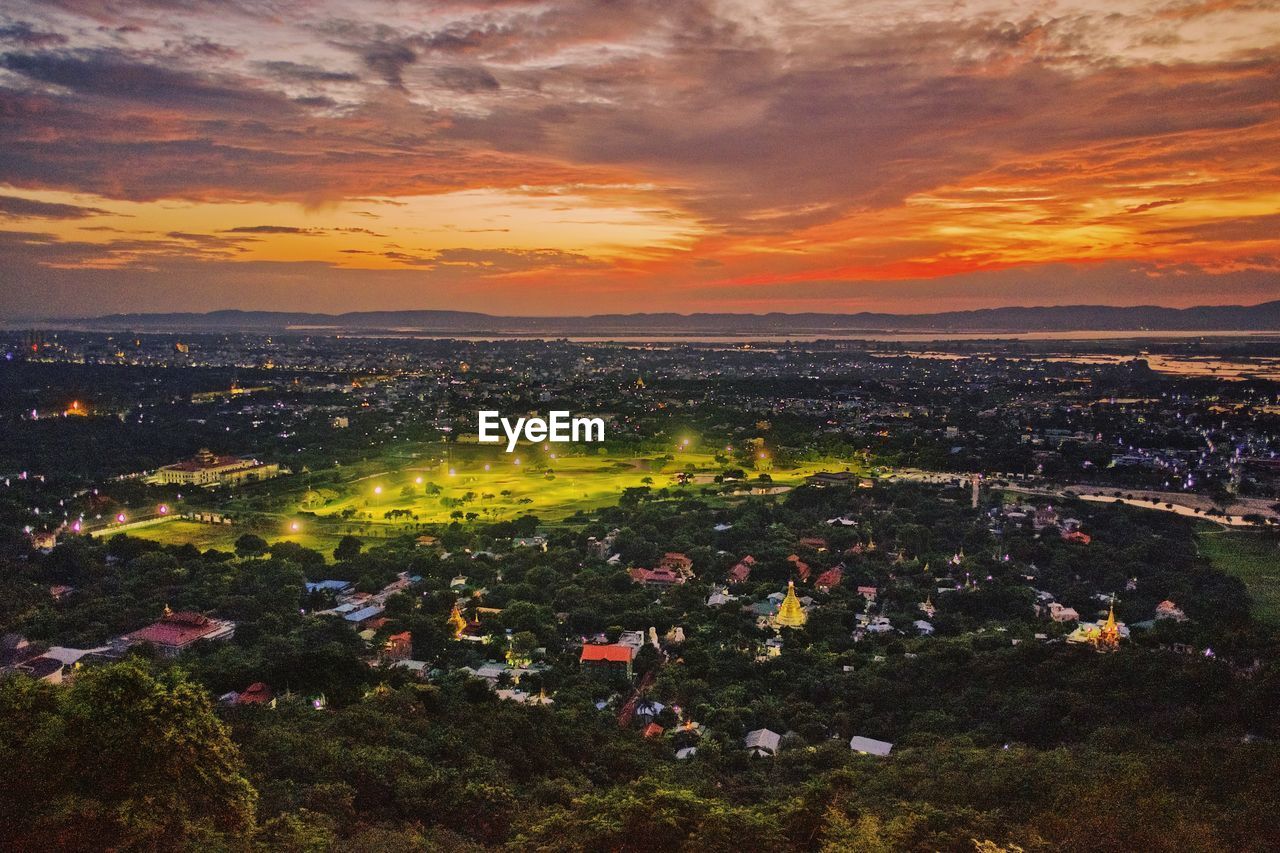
[295,446,858,528]
[109,441,866,555]
[1197,526,1280,625]
[109,519,350,559]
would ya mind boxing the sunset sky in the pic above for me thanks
[1,0,1278,318]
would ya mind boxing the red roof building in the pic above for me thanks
[236,682,274,706]
[643,722,664,738]
[660,552,695,578]
[629,566,686,587]
[787,554,811,582]
[815,566,844,592]
[580,643,636,677]
[728,555,755,585]
[383,630,413,660]
[153,448,280,487]
[124,609,235,658]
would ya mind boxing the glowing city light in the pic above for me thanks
[373,485,383,495]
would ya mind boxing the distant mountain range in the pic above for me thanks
[50,301,1280,335]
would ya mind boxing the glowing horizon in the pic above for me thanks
[1,0,1277,317]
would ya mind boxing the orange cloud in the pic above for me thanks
[0,0,1277,316]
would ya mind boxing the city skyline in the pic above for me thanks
[1,0,1278,318]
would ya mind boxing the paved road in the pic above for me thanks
[888,469,1270,528]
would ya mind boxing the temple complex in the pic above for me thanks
[773,580,808,629]
[1066,599,1126,651]
[447,602,468,639]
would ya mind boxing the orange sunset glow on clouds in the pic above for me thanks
[0,0,1277,317]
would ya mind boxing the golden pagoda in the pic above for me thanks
[773,580,808,629]
[1097,600,1121,650]
[447,602,467,639]
[1066,596,1124,651]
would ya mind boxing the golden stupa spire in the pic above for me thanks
[447,602,467,638]
[1098,597,1120,649]
[773,580,808,628]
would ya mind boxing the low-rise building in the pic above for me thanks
[849,735,894,756]
[120,609,235,658]
[744,728,782,757]
[579,643,636,678]
[153,448,280,487]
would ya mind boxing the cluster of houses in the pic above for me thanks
[310,571,421,638]
[628,552,696,587]
[0,605,238,685]
[743,728,893,759]
[579,629,653,678]
[1000,503,1091,544]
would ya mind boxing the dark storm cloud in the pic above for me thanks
[0,194,111,218]
[427,5,1280,231]
[257,59,359,83]
[0,227,245,267]
[1124,199,1185,214]
[433,65,500,92]
[0,21,69,46]
[378,246,605,270]
[0,0,1277,316]
[431,247,602,269]
[352,39,417,89]
[0,49,295,117]
[223,225,324,235]
[0,76,594,202]
[4,1,1270,229]
[1153,213,1280,243]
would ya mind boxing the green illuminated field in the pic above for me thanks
[113,441,865,556]
[1197,528,1280,625]
[118,519,350,556]
[310,448,718,524]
